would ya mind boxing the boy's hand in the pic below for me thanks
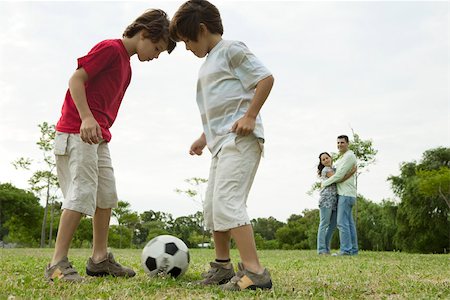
[231,116,255,136]
[80,116,102,144]
[190,134,207,156]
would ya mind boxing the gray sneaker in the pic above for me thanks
[45,257,83,282]
[220,262,272,291]
[86,252,136,277]
[196,262,235,285]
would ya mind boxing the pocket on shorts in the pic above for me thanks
[234,134,261,154]
[54,132,69,155]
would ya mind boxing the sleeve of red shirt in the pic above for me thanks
[77,42,118,80]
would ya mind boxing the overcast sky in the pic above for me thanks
[0,1,448,222]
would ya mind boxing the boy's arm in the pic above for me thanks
[189,133,207,156]
[231,75,274,136]
[69,68,102,145]
[322,153,356,187]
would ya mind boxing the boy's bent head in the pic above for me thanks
[124,9,176,53]
[170,0,223,42]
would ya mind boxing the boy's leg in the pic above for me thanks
[85,141,135,277]
[213,230,231,260]
[230,224,263,274]
[46,133,98,282]
[53,133,100,252]
[212,135,272,290]
[91,207,111,262]
[196,157,235,285]
[51,209,82,265]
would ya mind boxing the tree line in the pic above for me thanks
[1,123,448,253]
[1,146,449,253]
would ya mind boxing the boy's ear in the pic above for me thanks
[139,30,146,40]
[139,29,149,40]
[199,23,208,35]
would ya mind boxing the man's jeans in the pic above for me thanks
[337,195,358,255]
[317,207,337,254]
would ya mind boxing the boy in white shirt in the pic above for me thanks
[170,0,274,291]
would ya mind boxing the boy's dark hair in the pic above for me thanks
[337,135,349,143]
[123,9,176,53]
[170,0,223,42]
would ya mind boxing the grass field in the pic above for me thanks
[1,248,449,299]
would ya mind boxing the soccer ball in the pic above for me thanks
[141,235,190,278]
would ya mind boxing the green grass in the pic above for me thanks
[1,248,449,299]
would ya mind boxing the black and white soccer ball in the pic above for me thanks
[141,235,190,278]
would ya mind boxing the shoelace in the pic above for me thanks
[229,270,245,284]
[108,257,122,267]
[60,262,78,275]
[203,267,218,278]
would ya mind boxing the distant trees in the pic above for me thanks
[388,147,450,253]
[2,141,448,254]
[0,183,43,246]
[12,122,60,248]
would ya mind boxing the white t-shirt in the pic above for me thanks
[196,40,272,156]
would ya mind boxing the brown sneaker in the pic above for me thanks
[86,252,136,277]
[196,262,235,285]
[44,257,83,282]
[220,262,272,291]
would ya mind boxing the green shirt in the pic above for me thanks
[322,150,357,197]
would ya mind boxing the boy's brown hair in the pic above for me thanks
[123,9,176,53]
[170,0,223,42]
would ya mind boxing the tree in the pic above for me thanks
[12,122,60,248]
[121,212,140,248]
[175,177,209,245]
[346,129,378,222]
[171,216,203,248]
[251,217,285,241]
[0,183,43,246]
[112,200,132,248]
[73,216,93,248]
[138,210,173,245]
[416,167,450,209]
[275,210,319,250]
[388,147,450,253]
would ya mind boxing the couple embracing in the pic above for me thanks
[317,135,358,256]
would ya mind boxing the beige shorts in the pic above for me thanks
[54,132,118,216]
[204,134,262,231]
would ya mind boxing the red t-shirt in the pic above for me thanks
[56,39,131,142]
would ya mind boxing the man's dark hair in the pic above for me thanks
[337,135,349,143]
[170,0,223,42]
[123,9,176,53]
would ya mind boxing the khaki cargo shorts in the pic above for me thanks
[54,132,118,216]
[204,134,263,231]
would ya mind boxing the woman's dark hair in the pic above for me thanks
[317,152,331,176]
[170,0,223,42]
[123,9,176,53]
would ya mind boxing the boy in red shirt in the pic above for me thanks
[46,9,176,282]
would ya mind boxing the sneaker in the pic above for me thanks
[220,262,272,291]
[45,257,83,282]
[86,252,136,277]
[332,252,351,256]
[196,261,235,285]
